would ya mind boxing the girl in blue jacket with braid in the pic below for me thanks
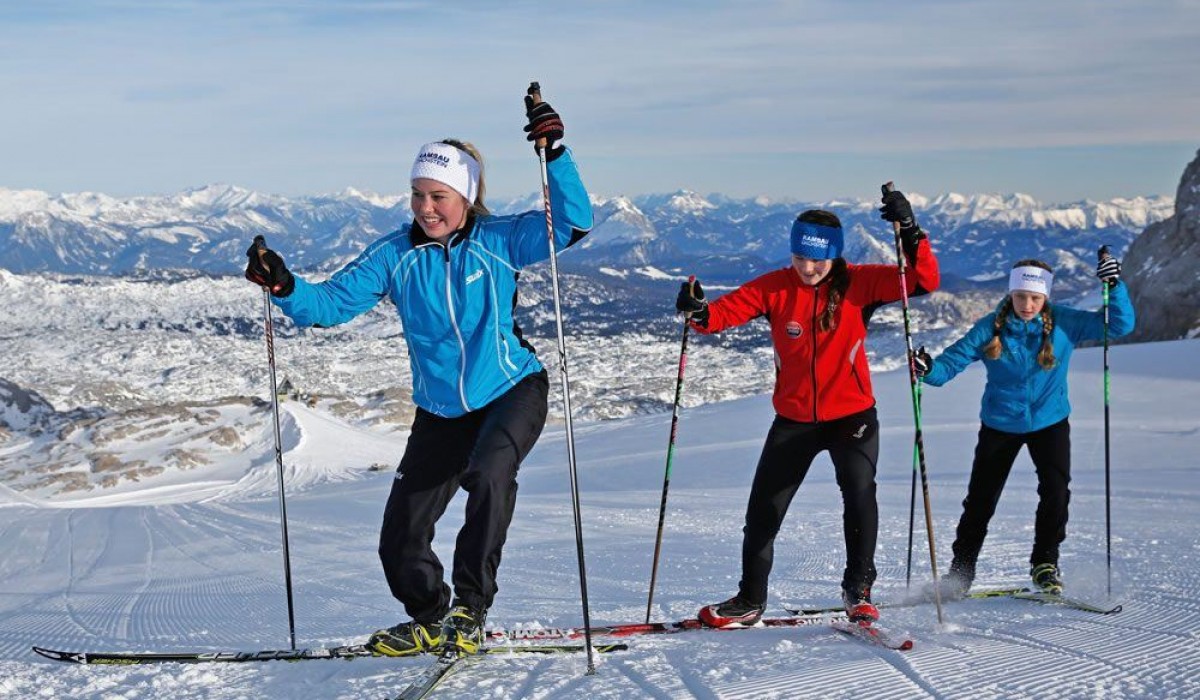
[912,252,1134,597]
[244,95,591,656]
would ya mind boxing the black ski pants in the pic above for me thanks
[378,370,548,624]
[951,418,1071,573]
[739,407,880,604]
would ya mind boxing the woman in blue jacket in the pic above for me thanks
[244,96,591,656]
[913,253,1134,596]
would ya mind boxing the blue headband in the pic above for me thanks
[790,220,844,260]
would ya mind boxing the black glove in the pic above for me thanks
[676,278,709,325]
[245,237,295,297]
[911,346,933,379]
[524,96,565,161]
[1096,252,1121,288]
[880,189,925,255]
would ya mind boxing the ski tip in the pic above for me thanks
[32,646,74,662]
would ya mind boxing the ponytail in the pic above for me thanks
[817,258,849,332]
[983,296,1057,370]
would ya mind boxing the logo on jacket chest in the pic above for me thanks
[466,269,484,285]
[785,321,804,338]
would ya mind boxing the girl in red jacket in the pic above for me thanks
[676,192,940,625]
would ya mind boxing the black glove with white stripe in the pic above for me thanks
[1096,254,1121,288]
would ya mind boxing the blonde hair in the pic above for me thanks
[983,259,1056,369]
[440,139,490,217]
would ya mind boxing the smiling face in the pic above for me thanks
[410,178,469,241]
[791,255,835,286]
[1011,290,1047,321]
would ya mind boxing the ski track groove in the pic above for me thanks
[156,506,243,579]
[714,655,926,699]
[677,664,722,700]
[60,509,117,640]
[852,632,945,700]
[506,656,553,699]
[947,624,1131,697]
[117,508,155,640]
[0,514,75,657]
[607,652,679,699]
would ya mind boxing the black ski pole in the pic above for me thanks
[527,81,596,674]
[1099,245,1113,597]
[645,282,693,623]
[251,235,298,650]
[883,181,944,624]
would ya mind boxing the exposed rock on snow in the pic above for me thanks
[1124,148,1200,341]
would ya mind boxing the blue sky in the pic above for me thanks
[1,0,1197,202]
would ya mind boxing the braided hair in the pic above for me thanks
[983,259,1057,369]
[795,209,849,332]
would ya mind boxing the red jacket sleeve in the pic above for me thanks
[846,237,941,305]
[693,275,770,334]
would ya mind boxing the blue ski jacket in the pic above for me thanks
[273,149,593,418]
[922,282,1135,434]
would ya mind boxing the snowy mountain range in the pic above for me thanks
[0,184,1177,498]
[0,184,1171,296]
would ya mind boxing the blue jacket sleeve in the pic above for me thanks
[273,236,396,328]
[923,315,995,387]
[505,148,594,267]
[1055,281,1136,343]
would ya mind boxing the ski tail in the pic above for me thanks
[392,650,466,700]
[831,620,914,650]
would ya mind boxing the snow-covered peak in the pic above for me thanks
[921,191,1173,230]
[0,187,56,221]
[173,183,260,211]
[663,189,717,214]
[335,187,406,209]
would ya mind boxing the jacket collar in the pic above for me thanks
[410,213,477,249]
[998,299,1053,336]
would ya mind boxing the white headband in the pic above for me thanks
[1008,265,1053,297]
[410,142,480,203]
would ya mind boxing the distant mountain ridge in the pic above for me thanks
[0,184,1171,299]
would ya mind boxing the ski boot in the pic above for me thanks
[940,559,976,600]
[367,620,444,657]
[842,585,879,624]
[443,603,487,655]
[1030,563,1064,595]
[698,595,765,628]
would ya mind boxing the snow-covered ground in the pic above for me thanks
[0,339,1197,699]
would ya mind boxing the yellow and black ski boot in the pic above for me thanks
[442,603,487,655]
[367,620,444,656]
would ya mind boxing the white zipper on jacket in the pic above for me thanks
[442,241,471,413]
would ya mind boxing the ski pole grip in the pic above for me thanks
[253,235,267,251]
[881,181,901,233]
[527,81,548,150]
[1098,244,1110,261]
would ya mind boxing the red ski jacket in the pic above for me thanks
[693,239,940,423]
